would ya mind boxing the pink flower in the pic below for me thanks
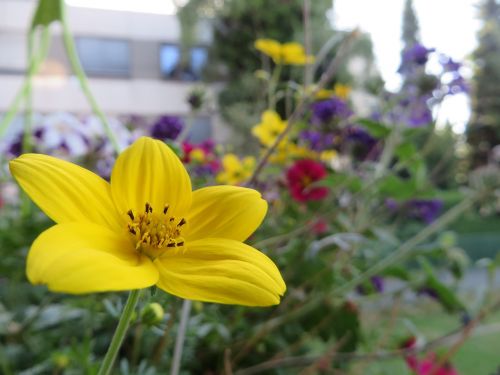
[405,352,459,375]
[286,159,328,202]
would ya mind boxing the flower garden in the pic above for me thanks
[1,0,500,374]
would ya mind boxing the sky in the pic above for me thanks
[66,0,482,133]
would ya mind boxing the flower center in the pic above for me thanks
[127,202,186,259]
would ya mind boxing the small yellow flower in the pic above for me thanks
[216,154,255,185]
[255,38,314,65]
[267,142,317,164]
[10,137,285,306]
[320,150,338,163]
[252,110,287,147]
[190,148,205,163]
[334,84,351,100]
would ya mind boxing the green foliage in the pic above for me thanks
[468,0,500,166]
[31,0,62,28]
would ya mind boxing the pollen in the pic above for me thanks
[127,202,186,259]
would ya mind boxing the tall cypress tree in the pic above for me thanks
[468,0,500,167]
[402,0,420,51]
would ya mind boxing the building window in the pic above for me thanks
[76,37,130,77]
[160,44,208,81]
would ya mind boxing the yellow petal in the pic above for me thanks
[27,223,158,293]
[110,137,192,219]
[186,185,267,241]
[9,154,123,231]
[155,238,285,306]
[254,38,282,63]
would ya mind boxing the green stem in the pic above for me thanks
[97,290,141,375]
[268,64,282,109]
[58,0,121,154]
[0,28,50,140]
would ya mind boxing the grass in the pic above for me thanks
[351,300,500,374]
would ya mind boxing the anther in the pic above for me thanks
[167,242,176,248]
[145,202,152,213]
[129,228,136,235]
[176,241,184,247]
[163,205,169,214]
[177,218,186,227]
[127,210,135,220]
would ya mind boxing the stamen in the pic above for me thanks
[127,210,135,220]
[127,202,186,259]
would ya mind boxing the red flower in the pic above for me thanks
[286,159,328,202]
[405,352,459,375]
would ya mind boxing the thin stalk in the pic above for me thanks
[177,112,194,144]
[303,0,313,88]
[59,0,121,154]
[170,299,192,375]
[97,290,142,375]
[268,64,282,109]
[0,28,50,140]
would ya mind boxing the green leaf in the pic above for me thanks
[332,301,361,353]
[357,118,391,138]
[382,266,411,281]
[420,259,465,313]
[31,0,62,29]
[377,175,418,199]
[395,141,417,161]
[315,173,363,192]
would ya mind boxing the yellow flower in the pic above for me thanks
[268,142,318,164]
[216,154,255,185]
[314,84,351,100]
[255,38,314,65]
[10,137,285,306]
[334,84,351,100]
[252,110,287,147]
[320,150,338,163]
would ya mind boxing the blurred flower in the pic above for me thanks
[216,154,255,185]
[150,115,184,141]
[320,150,338,163]
[286,159,328,202]
[254,38,314,65]
[311,97,352,124]
[357,276,384,295]
[312,218,329,235]
[405,352,459,375]
[252,110,287,147]
[37,112,88,157]
[407,199,443,223]
[10,137,285,306]
[300,130,335,151]
[187,86,206,111]
[182,140,220,176]
[401,43,435,68]
[334,84,351,100]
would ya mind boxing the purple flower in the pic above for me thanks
[402,43,435,67]
[150,115,184,141]
[300,130,335,151]
[311,97,352,124]
[440,56,461,73]
[406,199,443,223]
[407,99,433,127]
[344,126,376,147]
[357,276,384,295]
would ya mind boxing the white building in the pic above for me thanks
[0,0,228,143]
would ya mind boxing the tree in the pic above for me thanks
[402,0,420,52]
[468,0,500,167]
